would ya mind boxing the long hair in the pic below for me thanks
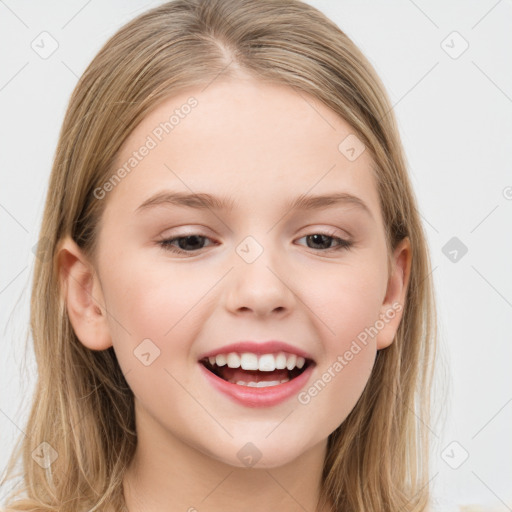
[1,1,440,510]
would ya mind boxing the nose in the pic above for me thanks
[224,243,296,318]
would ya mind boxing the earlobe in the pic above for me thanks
[57,235,112,351]
[376,237,412,350]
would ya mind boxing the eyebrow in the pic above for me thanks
[135,190,373,218]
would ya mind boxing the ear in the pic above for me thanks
[375,237,412,350]
[57,235,112,351]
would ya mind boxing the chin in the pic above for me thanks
[204,439,312,470]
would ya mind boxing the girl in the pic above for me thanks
[1,0,438,510]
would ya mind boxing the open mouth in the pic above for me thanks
[199,352,315,388]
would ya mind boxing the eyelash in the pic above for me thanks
[158,231,353,256]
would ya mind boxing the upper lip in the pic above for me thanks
[198,341,314,362]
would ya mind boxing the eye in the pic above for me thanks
[295,232,353,253]
[158,234,216,255]
[158,230,353,256]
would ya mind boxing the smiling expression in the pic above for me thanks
[65,76,408,468]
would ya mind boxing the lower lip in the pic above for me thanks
[198,362,315,408]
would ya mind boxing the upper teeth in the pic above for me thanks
[207,352,306,372]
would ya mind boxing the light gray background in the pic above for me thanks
[1,1,511,510]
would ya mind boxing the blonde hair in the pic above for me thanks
[1,0,439,510]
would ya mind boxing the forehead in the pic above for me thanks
[104,77,381,223]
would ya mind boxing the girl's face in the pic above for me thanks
[63,77,410,469]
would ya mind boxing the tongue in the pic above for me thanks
[219,366,290,383]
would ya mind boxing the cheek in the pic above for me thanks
[100,256,209,410]
[299,253,387,343]
[101,255,217,366]
[296,254,385,420]
[300,345,375,436]
[103,253,204,331]
[297,264,382,429]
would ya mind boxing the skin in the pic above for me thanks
[58,77,411,511]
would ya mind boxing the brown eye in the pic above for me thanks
[159,234,215,255]
[296,232,353,252]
